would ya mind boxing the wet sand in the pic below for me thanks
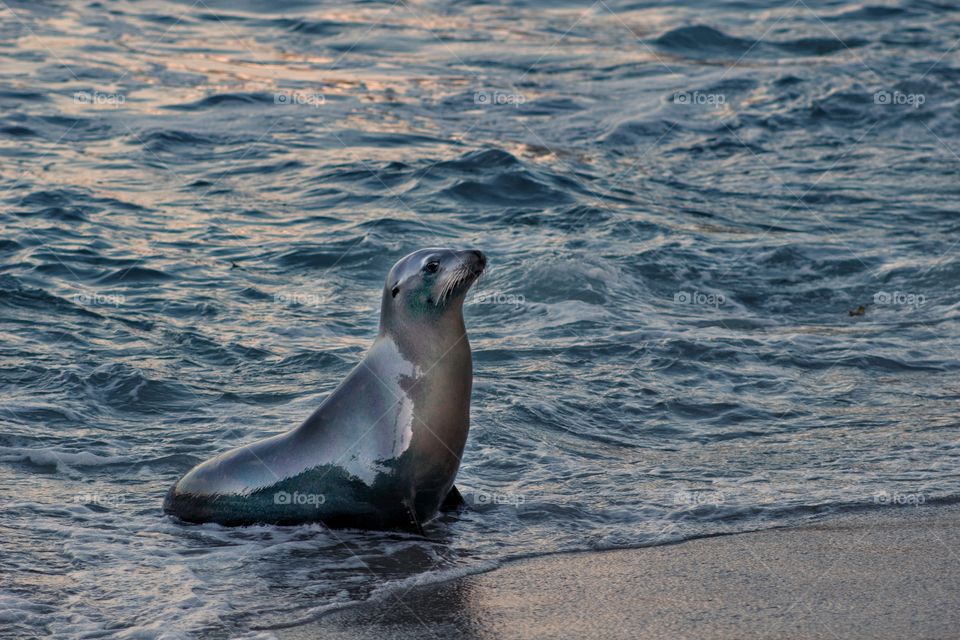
[279,504,960,639]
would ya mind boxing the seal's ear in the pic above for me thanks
[391,283,400,298]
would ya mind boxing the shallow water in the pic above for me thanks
[2,0,959,637]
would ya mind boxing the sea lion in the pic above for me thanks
[164,248,486,532]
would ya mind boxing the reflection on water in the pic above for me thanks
[2,0,960,637]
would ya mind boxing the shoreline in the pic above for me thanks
[277,503,960,639]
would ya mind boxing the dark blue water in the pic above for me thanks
[2,0,960,637]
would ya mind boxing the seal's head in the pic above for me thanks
[380,248,486,345]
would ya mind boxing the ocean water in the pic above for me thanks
[2,0,960,637]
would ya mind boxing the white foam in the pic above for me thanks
[0,447,132,468]
[366,560,501,601]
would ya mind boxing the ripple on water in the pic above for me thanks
[2,0,959,638]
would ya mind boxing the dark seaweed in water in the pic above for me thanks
[2,0,960,638]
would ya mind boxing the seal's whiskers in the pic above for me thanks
[438,265,471,303]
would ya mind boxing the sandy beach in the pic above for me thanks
[280,504,960,639]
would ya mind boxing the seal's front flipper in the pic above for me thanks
[403,500,426,536]
[440,485,465,512]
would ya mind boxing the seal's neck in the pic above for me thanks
[378,311,468,366]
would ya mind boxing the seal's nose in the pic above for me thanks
[462,249,486,274]
[456,249,486,276]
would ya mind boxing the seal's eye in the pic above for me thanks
[424,261,440,274]
[391,284,400,298]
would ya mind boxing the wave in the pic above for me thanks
[166,92,277,110]
[653,24,868,58]
[0,447,134,468]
